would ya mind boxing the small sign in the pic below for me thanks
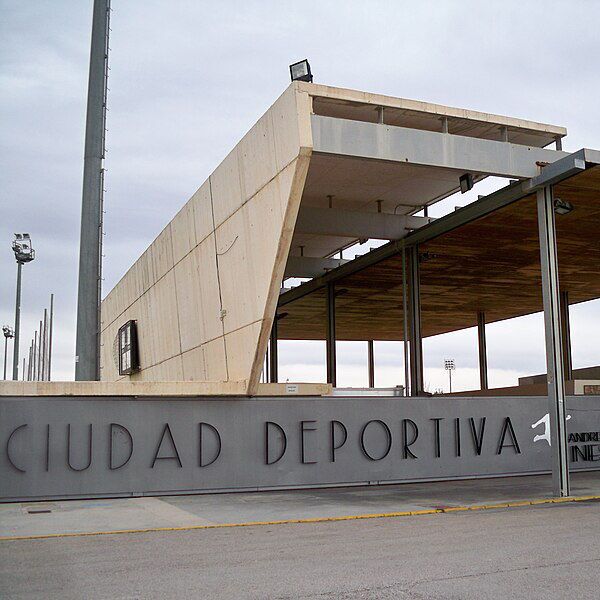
[584,385,600,395]
[285,384,299,394]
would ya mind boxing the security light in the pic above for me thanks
[12,233,35,264]
[554,197,573,215]
[2,326,14,339]
[459,173,474,194]
[289,59,313,83]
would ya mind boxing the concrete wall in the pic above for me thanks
[100,84,313,393]
[2,394,599,502]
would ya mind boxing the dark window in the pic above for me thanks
[118,320,140,375]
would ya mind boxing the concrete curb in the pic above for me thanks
[1,494,598,542]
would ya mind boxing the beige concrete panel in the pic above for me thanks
[191,180,214,244]
[132,354,184,382]
[237,111,277,204]
[216,176,285,336]
[139,269,181,367]
[271,85,310,171]
[181,337,227,382]
[170,200,197,265]
[150,224,174,283]
[209,148,243,230]
[136,247,156,294]
[174,235,222,353]
[248,154,311,394]
[224,321,262,384]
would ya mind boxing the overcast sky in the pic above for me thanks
[1,0,599,388]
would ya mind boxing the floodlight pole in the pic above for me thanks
[12,261,23,380]
[75,0,111,381]
[3,335,10,380]
[537,185,570,497]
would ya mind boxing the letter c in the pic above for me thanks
[6,424,28,473]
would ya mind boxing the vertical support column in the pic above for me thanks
[477,311,488,390]
[326,282,337,387]
[560,290,573,382]
[367,340,375,388]
[408,246,424,396]
[269,315,278,383]
[402,246,410,396]
[537,185,570,497]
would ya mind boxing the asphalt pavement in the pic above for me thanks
[2,501,600,599]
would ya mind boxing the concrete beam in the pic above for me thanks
[295,206,432,240]
[285,256,349,279]
[311,115,570,179]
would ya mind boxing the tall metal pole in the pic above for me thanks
[269,315,278,383]
[12,261,23,380]
[3,336,8,380]
[37,320,42,382]
[326,283,337,387]
[33,330,38,382]
[367,340,375,388]
[48,294,54,381]
[402,246,410,396]
[537,185,570,497]
[75,0,111,381]
[27,343,33,381]
[42,309,48,381]
[477,311,489,390]
[408,246,424,395]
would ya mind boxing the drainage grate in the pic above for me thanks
[27,508,52,514]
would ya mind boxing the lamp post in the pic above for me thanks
[12,233,35,380]
[444,359,455,394]
[2,326,14,380]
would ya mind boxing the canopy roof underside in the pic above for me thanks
[277,166,600,341]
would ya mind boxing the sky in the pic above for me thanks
[1,0,599,388]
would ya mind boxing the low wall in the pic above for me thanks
[1,395,599,502]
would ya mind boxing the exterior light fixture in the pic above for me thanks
[554,197,573,215]
[459,173,474,194]
[289,59,313,83]
[11,233,35,380]
[3,325,14,380]
[444,359,456,393]
[12,233,35,263]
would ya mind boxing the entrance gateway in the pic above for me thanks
[2,83,600,501]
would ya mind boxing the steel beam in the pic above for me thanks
[560,291,573,381]
[311,115,569,179]
[537,185,570,497]
[269,316,278,384]
[477,311,488,390]
[295,206,432,240]
[408,247,424,395]
[367,340,375,388]
[285,256,348,279]
[326,283,337,386]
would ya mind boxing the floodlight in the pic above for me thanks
[12,233,35,264]
[2,326,14,339]
[554,197,573,215]
[289,59,313,83]
[444,359,455,371]
[459,173,474,194]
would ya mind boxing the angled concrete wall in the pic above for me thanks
[100,84,313,392]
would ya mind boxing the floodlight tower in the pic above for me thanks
[12,233,35,380]
[2,325,14,380]
[444,358,456,394]
[75,0,111,380]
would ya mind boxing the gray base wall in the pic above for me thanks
[1,395,599,502]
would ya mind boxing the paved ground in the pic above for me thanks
[2,471,600,538]
[1,501,600,599]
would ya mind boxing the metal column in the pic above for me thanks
[326,282,337,387]
[269,316,278,383]
[402,246,410,395]
[408,247,424,395]
[12,261,22,380]
[477,311,488,390]
[75,0,111,381]
[367,340,375,388]
[537,185,570,497]
[560,290,572,381]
